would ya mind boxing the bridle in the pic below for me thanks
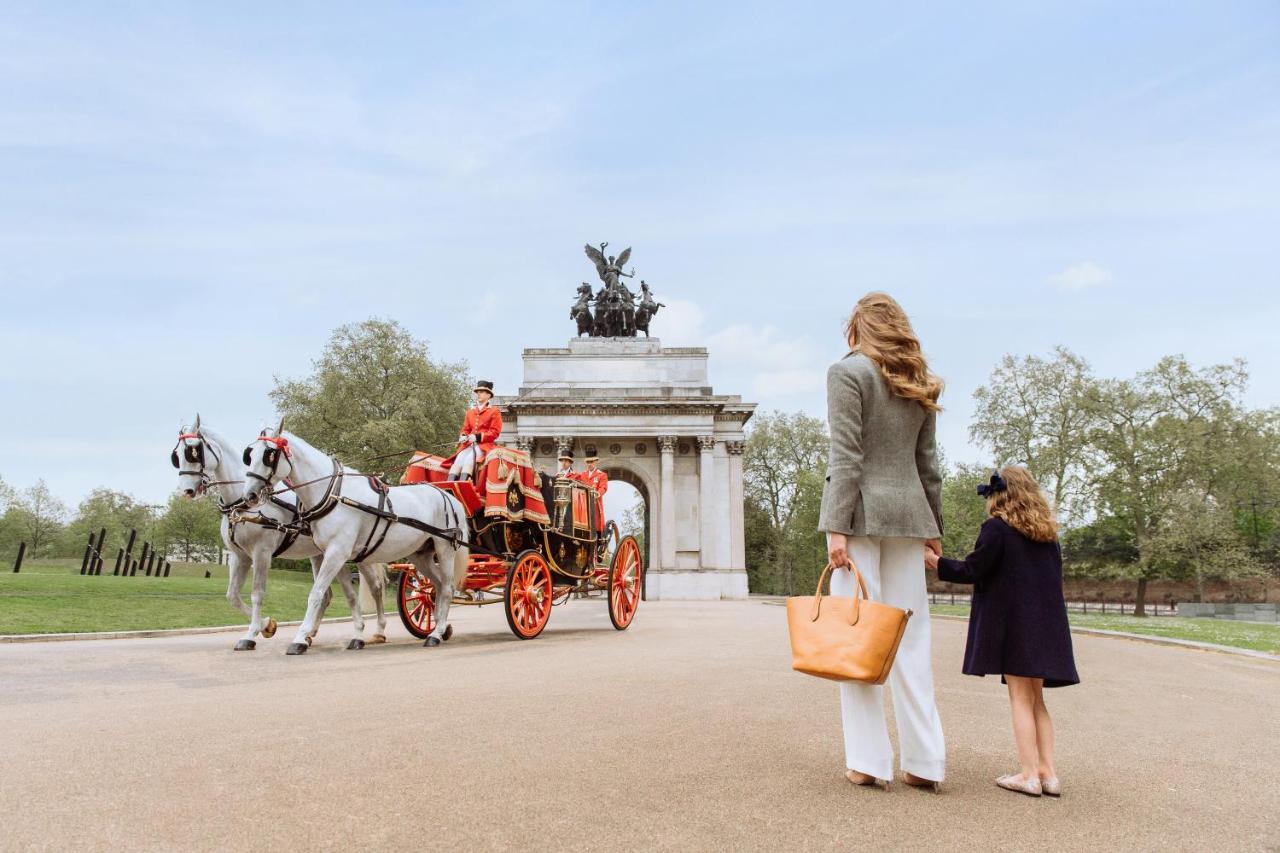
[242,432,344,524]
[170,431,222,494]
[243,433,295,490]
[171,430,249,512]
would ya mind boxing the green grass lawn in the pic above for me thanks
[0,570,364,635]
[930,605,1280,654]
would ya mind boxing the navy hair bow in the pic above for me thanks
[976,472,1007,498]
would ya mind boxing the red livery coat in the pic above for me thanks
[460,404,503,454]
[574,467,608,531]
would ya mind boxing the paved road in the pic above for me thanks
[2,600,1277,852]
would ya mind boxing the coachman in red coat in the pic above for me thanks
[575,452,608,532]
[447,380,503,481]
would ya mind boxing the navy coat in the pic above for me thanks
[937,516,1079,688]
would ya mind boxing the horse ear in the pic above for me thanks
[276,416,285,436]
[194,413,202,431]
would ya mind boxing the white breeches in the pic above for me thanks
[830,536,946,782]
[448,444,480,481]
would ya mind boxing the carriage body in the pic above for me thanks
[394,446,642,639]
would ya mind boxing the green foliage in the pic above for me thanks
[742,411,828,595]
[970,347,1097,523]
[270,318,471,476]
[940,462,990,559]
[60,488,158,559]
[152,494,223,562]
[618,491,647,556]
[0,480,68,557]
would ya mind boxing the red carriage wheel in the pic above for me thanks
[397,566,436,639]
[608,535,642,630]
[504,550,553,640]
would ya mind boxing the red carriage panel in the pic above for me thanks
[482,447,550,525]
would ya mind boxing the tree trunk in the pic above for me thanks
[1134,576,1148,617]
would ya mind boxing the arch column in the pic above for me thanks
[658,436,676,571]
[726,440,746,570]
[697,435,717,570]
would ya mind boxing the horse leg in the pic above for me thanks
[287,550,348,655]
[307,555,334,640]
[359,563,389,644]
[342,566,368,650]
[420,539,466,647]
[225,550,252,620]
[234,547,271,651]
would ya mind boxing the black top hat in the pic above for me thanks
[473,380,494,394]
[557,449,574,462]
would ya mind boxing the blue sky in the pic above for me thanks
[1,1,1278,511]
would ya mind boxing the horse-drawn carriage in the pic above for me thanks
[395,446,643,640]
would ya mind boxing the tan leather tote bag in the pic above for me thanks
[786,562,912,684]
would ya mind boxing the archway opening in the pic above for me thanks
[601,468,650,598]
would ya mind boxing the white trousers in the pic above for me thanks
[447,444,479,480]
[830,536,946,782]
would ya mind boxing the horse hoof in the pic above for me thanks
[346,638,365,651]
[423,636,442,647]
[261,618,278,639]
[286,642,309,655]
[369,634,387,645]
[442,624,454,642]
[234,639,256,651]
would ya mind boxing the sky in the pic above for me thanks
[1,1,1278,514]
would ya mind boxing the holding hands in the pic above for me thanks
[923,539,941,570]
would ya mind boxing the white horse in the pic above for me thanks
[171,416,351,651]
[240,423,470,653]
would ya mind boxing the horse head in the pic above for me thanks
[241,417,293,506]
[171,413,220,498]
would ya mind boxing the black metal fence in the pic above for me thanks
[928,592,1178,617]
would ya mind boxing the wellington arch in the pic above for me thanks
[495,337,755,599]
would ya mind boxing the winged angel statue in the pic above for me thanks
[571,243,662,337]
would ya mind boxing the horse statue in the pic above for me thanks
[635,281,665,338]
[570,283,594,336]
[170,415,345,651]
[241,422,470,652]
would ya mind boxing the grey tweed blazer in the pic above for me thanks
[818,352,943,539]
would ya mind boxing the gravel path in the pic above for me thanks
[2,600,1276,851]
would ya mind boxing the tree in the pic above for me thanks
[1144,492,1265,602]
[940,462,991,561]
[153,494,223,562]
[270,318,471,474]
[6,480,68,556]
[618,491,647,557]
[1085,356,1250,614]
[61,488,157,558]
[743,411,828,595]
[970,347,1098,523]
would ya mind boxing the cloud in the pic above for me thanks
[1048,262,1113,292]
[658,300,826,400]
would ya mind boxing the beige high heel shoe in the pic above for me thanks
[846,769,891,791]
[996,773,1043,797]
[1040,776,1061,797]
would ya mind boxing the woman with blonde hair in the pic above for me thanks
[925,466,1079,797]
[819,291,947,792]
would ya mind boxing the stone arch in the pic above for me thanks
[600,457,657,589]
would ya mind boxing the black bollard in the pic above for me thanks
[139,543,151,577]
[163,562,171,577]
[204,569,211,579]
[12,542,24,573]
[80,533,94,575]
[93,528,107,575]
[113,548,123,576]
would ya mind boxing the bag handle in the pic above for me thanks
[810,560,868,626]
